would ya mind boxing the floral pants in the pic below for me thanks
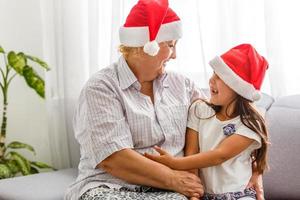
[80,185,256,200]
[79,185,188,200]
[202,188,256,200]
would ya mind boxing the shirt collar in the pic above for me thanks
[118,56,139,90]
[159,72,169,88]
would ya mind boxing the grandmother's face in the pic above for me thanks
[142,40,177,80]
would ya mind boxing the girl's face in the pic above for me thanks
[141,40,177,81]
[209,72,237,107]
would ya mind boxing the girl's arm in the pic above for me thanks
[247,162,264,200]
[145,134,254,170]
[184,128,201,200]
[184,128,200,176]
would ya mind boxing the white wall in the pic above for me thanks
[0,0,52,166]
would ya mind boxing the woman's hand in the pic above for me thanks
[144,146,177,168]
[145,146,204,198]
[169,170,204,198]
[246,172,264,200]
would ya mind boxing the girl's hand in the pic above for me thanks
[144,146,176,168]
[246,172,264,200]
[190,197,199,200]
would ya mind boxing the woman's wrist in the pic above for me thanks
[162,167,177,189]
[165,169,204,197]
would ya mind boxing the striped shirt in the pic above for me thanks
[64,56,204,200]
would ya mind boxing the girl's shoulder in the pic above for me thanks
[189,99,215,119]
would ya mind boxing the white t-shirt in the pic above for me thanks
[187,101,262,194]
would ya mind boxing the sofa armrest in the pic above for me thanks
[264,95,300,200]
[0,168,77,200]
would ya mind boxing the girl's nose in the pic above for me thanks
[209,76,214,85]
[170,47,176,59]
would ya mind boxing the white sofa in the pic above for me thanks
[0,93,300,200]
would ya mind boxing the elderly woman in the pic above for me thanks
[65,0,263,199]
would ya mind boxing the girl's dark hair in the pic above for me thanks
[195,96,269,174]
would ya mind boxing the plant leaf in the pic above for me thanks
[0,46,4,53]
[31,161,56,170]
[30,166,39,174]
[26,55,50,71]
[5,159,20,175]
[7,141,35,155]
[22,65,45,98]
[0,163,12,179]
[9,151,31,175]
[8,52,27,74]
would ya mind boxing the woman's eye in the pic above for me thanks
[168,44,174,48]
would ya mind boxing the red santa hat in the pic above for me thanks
[209,44,269,101]
[119,0,182,56]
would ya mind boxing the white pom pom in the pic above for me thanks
[252,91,261,101]
[143,41,160,56]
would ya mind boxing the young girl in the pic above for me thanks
[145,44,269,200]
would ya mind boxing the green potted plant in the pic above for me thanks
[0,45,55,179]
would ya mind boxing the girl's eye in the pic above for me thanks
[168,44,175,48]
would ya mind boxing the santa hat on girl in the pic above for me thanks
[209,44,269,101]
[119,0,182,56]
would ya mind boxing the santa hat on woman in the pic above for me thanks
[209,44,269,101]
[119,0,182,56]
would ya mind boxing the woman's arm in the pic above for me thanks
[99,148,203,198]
[145,134,254,170]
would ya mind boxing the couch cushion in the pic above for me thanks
[264,95,300,200]
[0,168,77,200]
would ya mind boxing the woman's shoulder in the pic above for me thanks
[166,71,205,95]
[86,63,118,87]
[166,71,194,85]
[78,63,120,98]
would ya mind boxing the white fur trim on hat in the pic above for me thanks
[119,20,182,47]
[143,40,160,56]
[252,91,261,101]
[209,56,261,101]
